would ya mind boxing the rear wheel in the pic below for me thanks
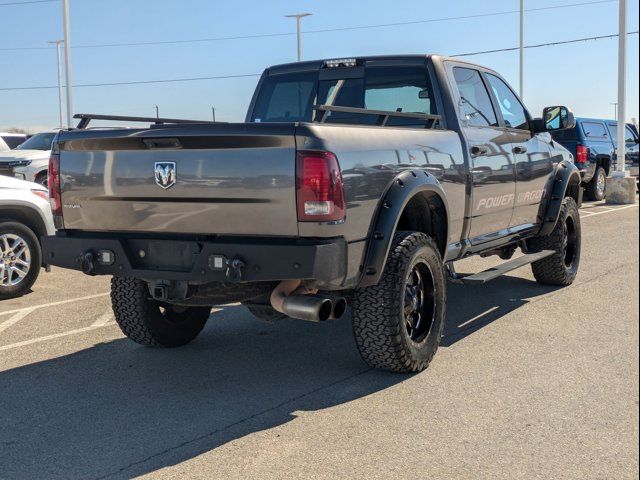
[586,166,606,201]
[528,197,581,286]
[111,277,211,347]
[351,232,446,373]
[0,221,41,299]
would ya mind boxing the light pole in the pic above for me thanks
[48,40,64,128]
[61,0,73,128]
[611,102,618,119]
[616,0,626,174]
[606,0,635,204]
[211,106,216,122]
[285,13,312,62]
[155,105,159,118]
[519,0,524,99]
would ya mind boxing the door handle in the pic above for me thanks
[512,145,527,154]
[470,145,489,156]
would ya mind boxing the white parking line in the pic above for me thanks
[0,307,37,335]
[0,323,113,352]
[581,203,638,218]
[0,292,109,317]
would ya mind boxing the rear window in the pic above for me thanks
[16,132,56,151]
[1,136,26,149]
[251,65,437,127]
[581,121,608,138]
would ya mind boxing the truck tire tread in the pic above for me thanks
[528,197,581,286]
[111,276,210,347]
[352,231,446,373]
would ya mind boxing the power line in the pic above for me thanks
[0,0,620,51]
[1,31,637,92]
[454,31,639,57]
[0,0,56,6]
[0,73,261,91]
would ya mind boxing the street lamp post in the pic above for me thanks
[606,0,635,204]
[616,0,627,175]
[61,0,74,128]
[519,0,525,99]
[48,40,64,129]
[285,13,312,62]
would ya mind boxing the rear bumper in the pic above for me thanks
[42,233,347,286]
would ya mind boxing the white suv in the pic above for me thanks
[0,175,55,298]
[0,131,57,187]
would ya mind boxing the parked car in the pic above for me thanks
[0,132,28,149]
[0,137,9,152]
[604,121,639,180]
[0,176,55,299]
[551,118,639,200]
[42,55,582,373]
[0,131,57,187]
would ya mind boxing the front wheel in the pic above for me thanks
[528,197,581,286]
[351,232,446,373]
[111,277,211,347]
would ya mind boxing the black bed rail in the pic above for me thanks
[312,105,441,128]
[74,113,217,129]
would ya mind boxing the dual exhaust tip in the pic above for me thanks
[280,295,347,323]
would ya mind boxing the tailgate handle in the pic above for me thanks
[143,138,182,149]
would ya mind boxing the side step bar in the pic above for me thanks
[457,250,555,285]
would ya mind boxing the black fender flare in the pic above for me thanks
[358,170,450,288]
[537,160,582,237]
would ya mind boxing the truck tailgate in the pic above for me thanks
[57,124,298,236]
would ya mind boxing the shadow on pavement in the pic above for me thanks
[442,275,560,347]
[0,309,405,479]
[0,274,558,479]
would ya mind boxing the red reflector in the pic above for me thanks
[576,145,588,164]
[48,153,63,217]
[296,151,345,222]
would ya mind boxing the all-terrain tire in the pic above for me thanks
[0,221,42,300]
[585,166,606,201]
[528,197,581,286]
[351,231,446,373]
[111,277,211,347]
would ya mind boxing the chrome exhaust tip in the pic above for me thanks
[281,295,333,322]
[329,297,347,320]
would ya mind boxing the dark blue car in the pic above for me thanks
[551,118,639,200]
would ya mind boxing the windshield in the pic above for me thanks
[251,65,437,127]
[16,132,56,151]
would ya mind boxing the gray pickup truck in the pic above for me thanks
[43,55,583,373]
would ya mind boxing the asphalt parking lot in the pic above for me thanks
[0,200,638,480]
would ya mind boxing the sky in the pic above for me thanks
[0,0,638,132]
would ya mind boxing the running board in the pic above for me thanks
[459,250,555,285]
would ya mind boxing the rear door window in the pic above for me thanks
[452,67,498,128]
[581,122,608,138]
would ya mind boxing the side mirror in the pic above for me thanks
[542,106,576,132]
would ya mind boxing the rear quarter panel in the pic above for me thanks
[296,123,467,244]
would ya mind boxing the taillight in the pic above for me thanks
[576,145,588,164]
[48,152,62,217]
[296,150,345,222]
